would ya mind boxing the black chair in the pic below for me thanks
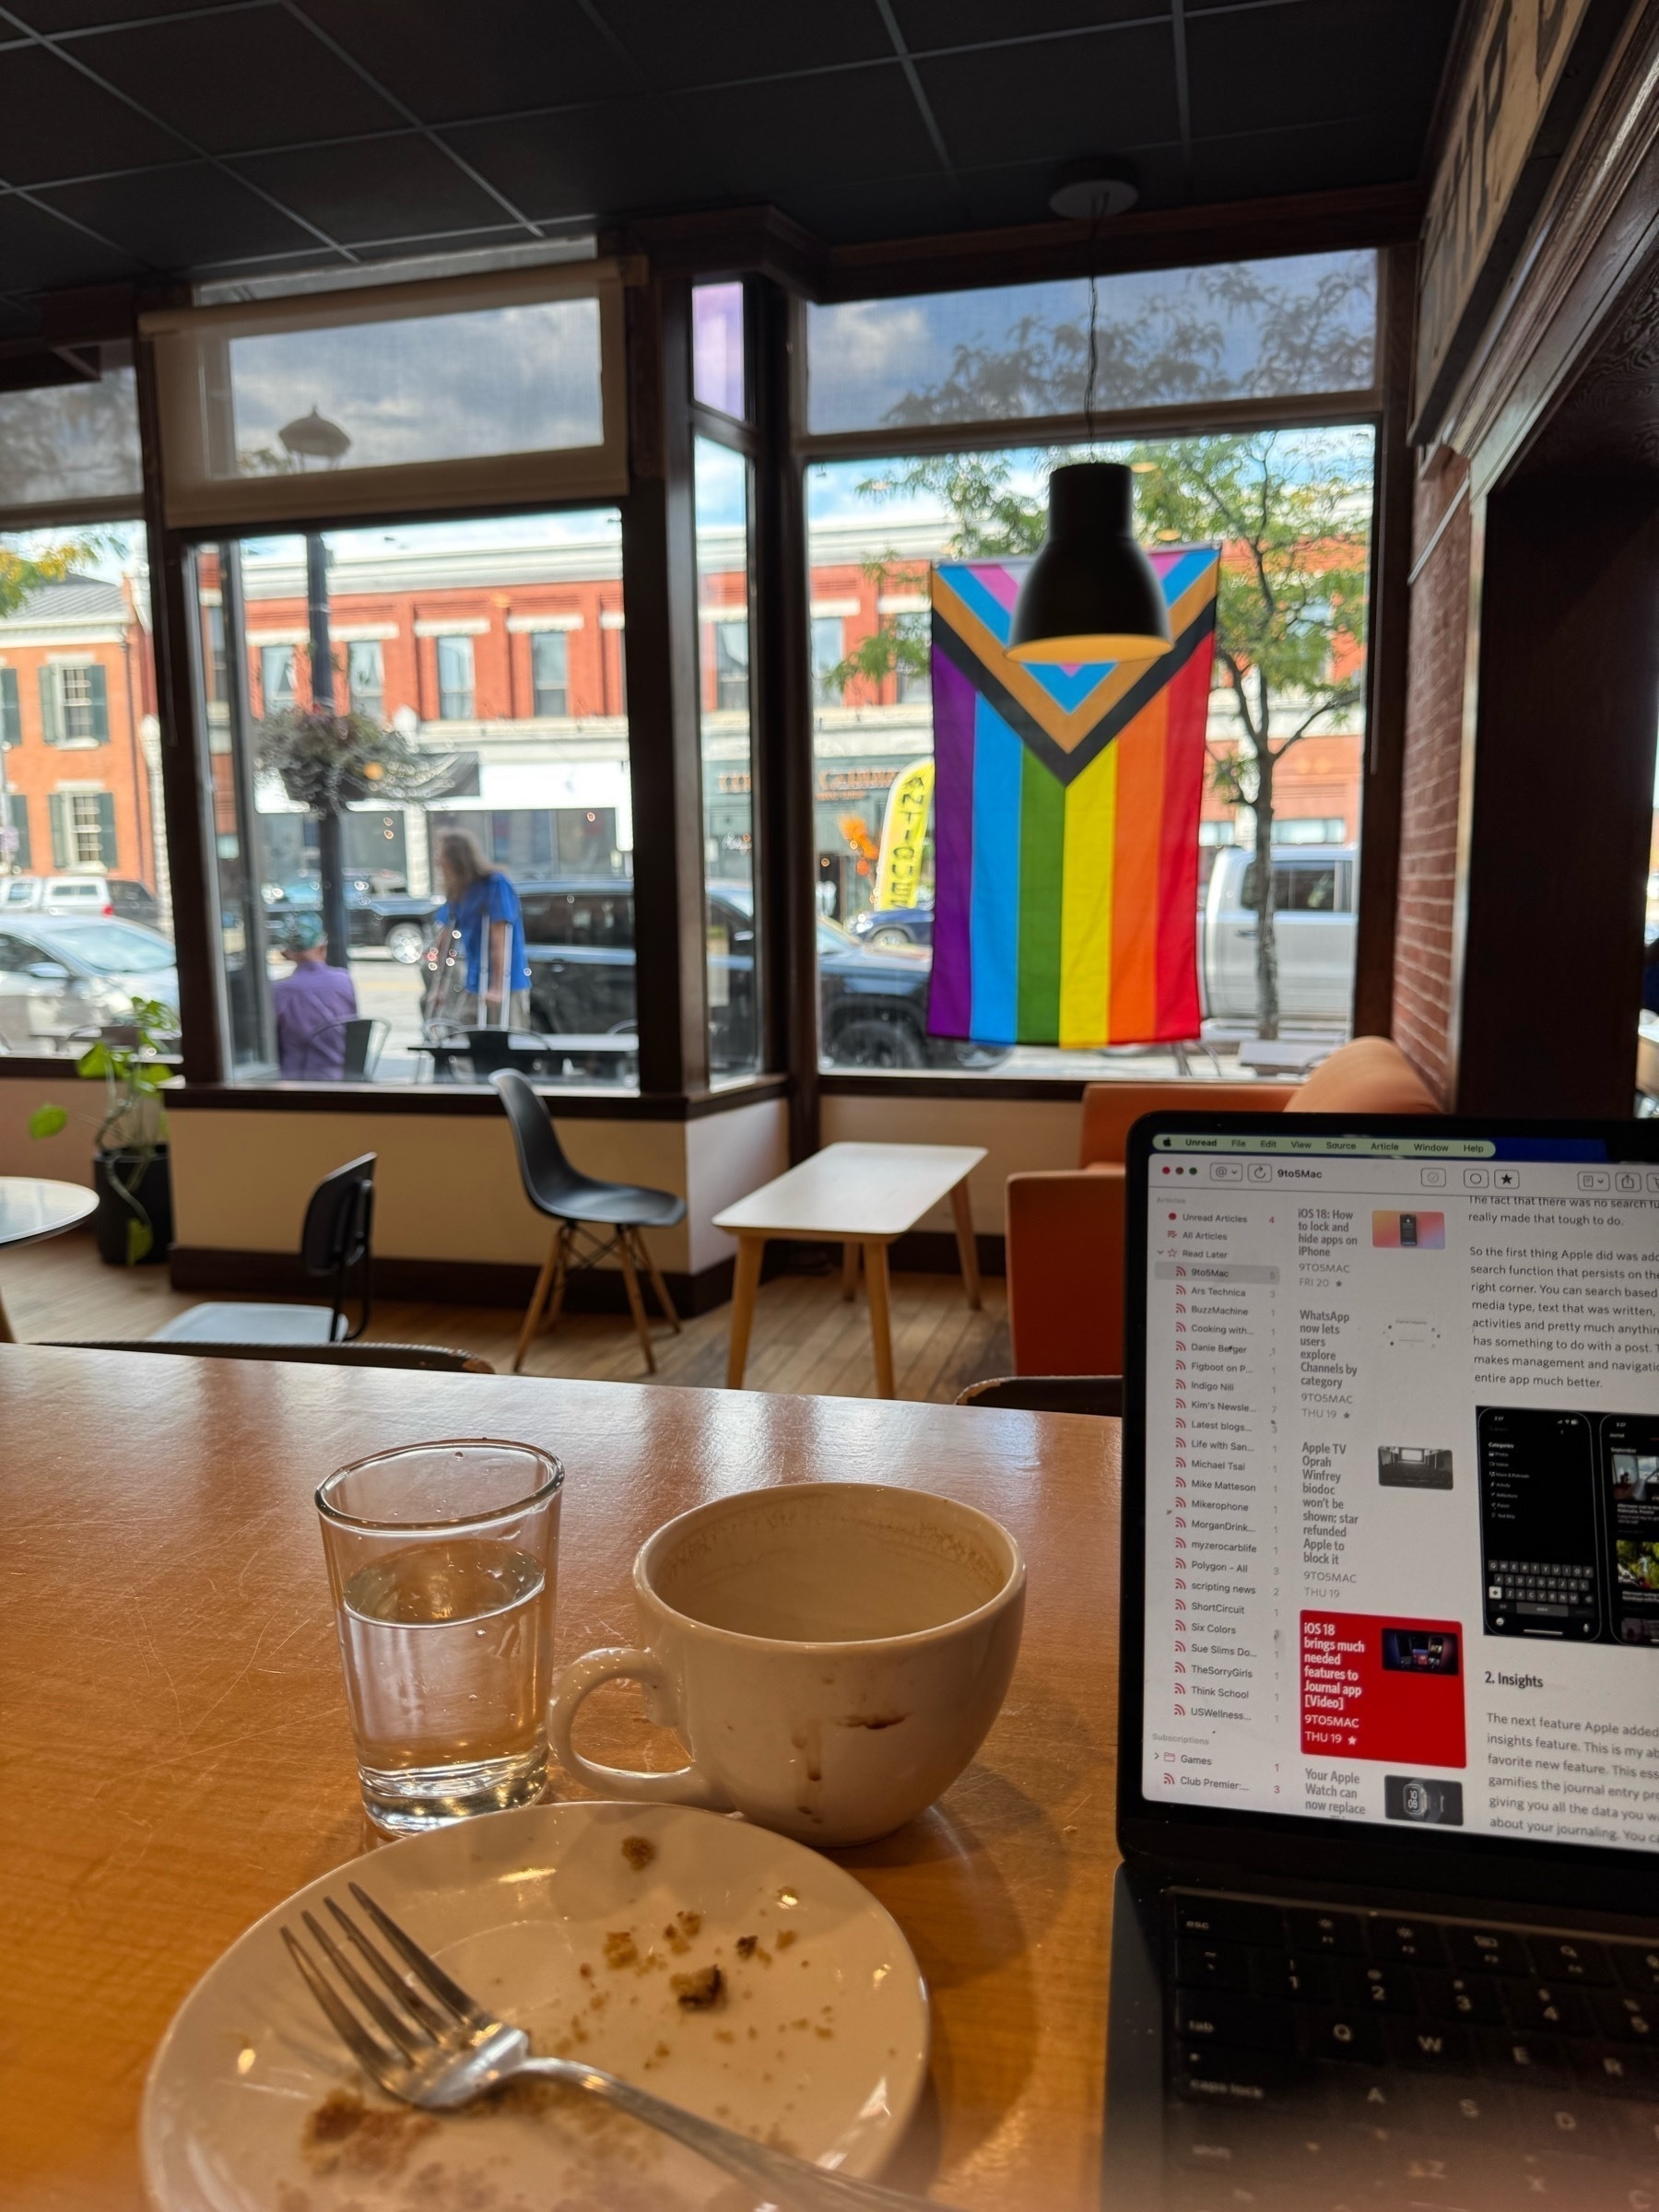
[955,1374,1124,1417]
[50,1338,492,1372]
[341,1018,387,1077]
[147,1154,376,1347]
[491,1069,686,1375]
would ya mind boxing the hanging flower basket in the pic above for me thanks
[255,707,463,815]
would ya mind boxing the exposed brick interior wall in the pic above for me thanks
[1392,452,1472,1102]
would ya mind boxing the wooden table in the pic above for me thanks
[0,1345,1120,2211]
[713,1141,987,1396]
[0,1176,97,1342]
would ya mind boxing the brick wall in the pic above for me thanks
[1392,452,1472,1102]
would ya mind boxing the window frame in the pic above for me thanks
[434,633,476,722]
[530,629,570,717]
[140,262,629,532]
[792,263,1395,1097]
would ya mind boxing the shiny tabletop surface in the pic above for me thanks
[0,1175,98,1249]
[0,1347,1122,2210]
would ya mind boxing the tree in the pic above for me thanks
[1133,433,1369,1037]
[0,535,100,618]
[829,261,1377,1035]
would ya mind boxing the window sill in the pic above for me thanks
[164,1072,791,1119]
[820,1068,1094,1101]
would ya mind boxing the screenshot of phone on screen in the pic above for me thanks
[1477,1410,1600,1638]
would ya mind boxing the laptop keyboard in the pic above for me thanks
[1166,1889,1659,2208]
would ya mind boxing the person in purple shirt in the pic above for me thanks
[271,913,358,1078]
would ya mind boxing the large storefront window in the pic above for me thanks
[806,428,1376,1077]
[0,522,171,1056]
[191,510,633,1088]
[804,248,1379,1081]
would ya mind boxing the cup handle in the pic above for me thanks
[547,1647,732,1809]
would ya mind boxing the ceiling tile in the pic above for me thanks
[776,170,967,247]
[1189,113,1414,205]
[1186,0,1455,139]
[294,0,629,124]
[894,0,1170,52]
[0,191,139,288]
[82,10,406,155]
[442,106,723,224]
[229,134,512,244]
[668,65,936,194]
[39,160,319,268]
[3,0,242,25]
[0,43,186,182]
[598,0,890,90]
[916,26,1179,170]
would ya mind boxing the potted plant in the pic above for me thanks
[30,995,176,1265]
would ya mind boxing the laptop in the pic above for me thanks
[1107,1112,1659,2212]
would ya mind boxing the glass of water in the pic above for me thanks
[316,1439,563,1834]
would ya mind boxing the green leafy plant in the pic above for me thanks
[30,995,176,1264]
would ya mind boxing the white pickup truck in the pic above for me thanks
[1199,843,1358,1023]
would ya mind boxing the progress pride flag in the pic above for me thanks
[1301,1610,1466,1768]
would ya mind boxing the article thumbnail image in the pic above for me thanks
[1379,1445,1454,1490]
[1372,1210,1445,1249]
[1615,1543,1659,1645]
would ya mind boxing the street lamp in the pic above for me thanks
[278,407,355,968]
[277,406,352,469]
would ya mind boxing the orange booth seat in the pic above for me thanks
[1004,1036,1441,1377]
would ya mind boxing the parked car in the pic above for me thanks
[848,903,934,951]
[421,877,1006,1072]
[264,875,440,962]
[0,874,162,927]
[1199,844,1357,1023]
[0,915,180,1052]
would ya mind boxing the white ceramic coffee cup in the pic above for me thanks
[547,1482,1025,1847]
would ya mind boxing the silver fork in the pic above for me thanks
[282,1881,951,2212]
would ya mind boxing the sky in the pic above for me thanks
[805,250,1377,436]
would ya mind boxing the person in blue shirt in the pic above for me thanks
[431,829,531,1028]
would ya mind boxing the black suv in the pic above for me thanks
[265,875,440,962]
[467,878,1006,1072]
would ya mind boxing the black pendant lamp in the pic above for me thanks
[1007,158,1172,667]
[1006,460,1172,665]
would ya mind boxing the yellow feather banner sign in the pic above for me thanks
[873,759,934,912]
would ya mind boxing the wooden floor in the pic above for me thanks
[0,1232,1012,1402]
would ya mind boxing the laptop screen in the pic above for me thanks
[1135,1122,1659,1860]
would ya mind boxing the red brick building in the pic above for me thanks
[0,573,161,895]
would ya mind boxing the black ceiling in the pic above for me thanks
[0,0,1460,335]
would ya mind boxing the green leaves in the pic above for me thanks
[29,1103,67,1140]
[125,1217,154,1266]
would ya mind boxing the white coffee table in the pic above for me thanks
[712,1141,987,1397]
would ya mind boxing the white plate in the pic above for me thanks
[141,1801,929,2212]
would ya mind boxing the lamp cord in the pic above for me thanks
[1085,206,1100,447]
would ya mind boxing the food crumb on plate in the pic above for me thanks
[301,2090,437,2178]
[620,1835,656,1870]
[604,1931,639,1970]
[774,1929,797,1950]
[671,1964,724,2010]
